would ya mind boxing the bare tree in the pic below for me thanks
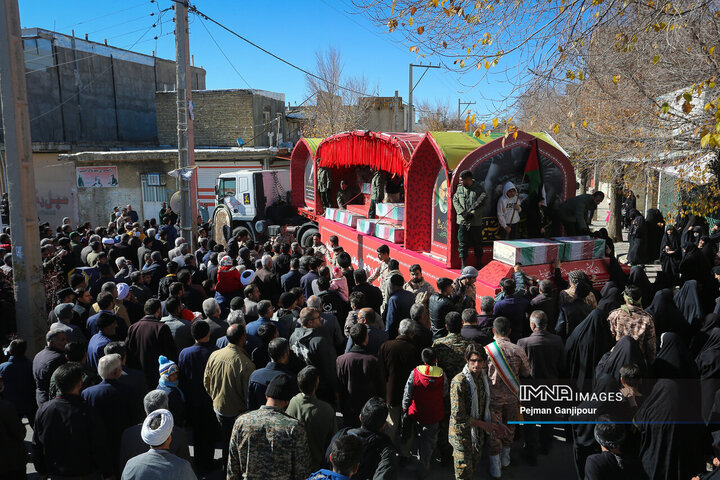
[416,99,465,131]
[302,47,376,137]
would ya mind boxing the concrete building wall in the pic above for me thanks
[72,157,178,227]
[1,29,206,146]
[361,96,406,132]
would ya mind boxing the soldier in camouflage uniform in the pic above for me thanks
[317,165,332,208]
[432,311,473,381]
[452,170,487,268]
[432,311,474,465]
[227,375,311,480]
[449,344,508,480]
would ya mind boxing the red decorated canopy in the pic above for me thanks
[316,131,423,177]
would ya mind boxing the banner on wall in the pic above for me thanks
[76,166,119,188]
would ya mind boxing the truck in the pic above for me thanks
[212,130,617,298]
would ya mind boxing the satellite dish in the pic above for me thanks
[170,191,182,212]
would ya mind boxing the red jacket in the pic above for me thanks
[216,266,242,294]
[406,365,445,425]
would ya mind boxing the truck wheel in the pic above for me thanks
[233,222,258,242]
[300,226,318,248]
[211,206,232,245]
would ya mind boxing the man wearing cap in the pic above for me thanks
[453,266,480,311]
[51,302,86,344]
[47,287,76,326]
[121,408,196,479]
[227,374,310,479]
[452,170,487,269]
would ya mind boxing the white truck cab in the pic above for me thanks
[212,170,291,243]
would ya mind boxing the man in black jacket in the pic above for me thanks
[289,307,338,406]
[353,269,383,314]
[325,397,397,480]
[428,277,459,339]
[518,310,566,462]
[32,329,68,407]
[33,363,112,479]
[530,279,559,333]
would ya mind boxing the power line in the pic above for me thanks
[22,8,173,72]
[54,1,151,30]
[189,5,374,99]
[24,17,174,76]
[29,22,158,123]
[196,15,251,89]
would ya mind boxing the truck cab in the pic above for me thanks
[212,170,292,243]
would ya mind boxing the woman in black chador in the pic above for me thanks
[659,224,682,282]
[644,208,665,263]
[627,210,648,266]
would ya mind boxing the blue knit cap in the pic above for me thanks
[158,355,178,377]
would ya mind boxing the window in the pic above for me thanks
[219,178,236,197]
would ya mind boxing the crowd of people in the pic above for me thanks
[0,202,719,480]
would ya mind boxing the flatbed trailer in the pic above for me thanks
[289,130,615,298]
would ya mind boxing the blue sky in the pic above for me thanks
[19,0,509,120]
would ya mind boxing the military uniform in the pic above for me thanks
[317,167,332,208]
[368,171,387,218]
[449,371,488,480]
[336,187,355,209]
[433,333,473,465]
[452,180,486,267]
[227,405,311,480]
[432,334,473,382]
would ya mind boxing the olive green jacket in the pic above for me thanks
[452,181,485,227]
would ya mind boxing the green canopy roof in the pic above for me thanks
[428,131,567,171]
[303,138,323,156]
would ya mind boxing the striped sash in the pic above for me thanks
[484,341,520,397]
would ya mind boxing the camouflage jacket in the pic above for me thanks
[607,305,657,364]
[227,405,311,480]
[433,334,473,386]
[452,180,485,227]
[449,371,486,453]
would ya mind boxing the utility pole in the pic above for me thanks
[393,90,399,131]
[458,99,476,119]
[175,0,197,251]
[408,63,440,132]
[0,0,47,354]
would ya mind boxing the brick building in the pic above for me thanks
[155,89,287,147]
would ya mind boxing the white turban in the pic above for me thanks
[140,408,174,446]
[116,283,129,301]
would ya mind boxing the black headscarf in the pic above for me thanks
[651,271,673,296]
[572,373,627,447]
[652,332,699,379]
[635,379,706,480]
[646,289,690,343]
[674,279,704,329]
[565,308,615,394]
[627,214,648,266]
[696,328,720,422]
[659,226,682,281]
[627,266,652,308]
[598,281,623,316]
[595,336,648,387]
[689,313,720,356]
[645,209,665,263]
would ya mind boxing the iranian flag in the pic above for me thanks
[525,138,542,197]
